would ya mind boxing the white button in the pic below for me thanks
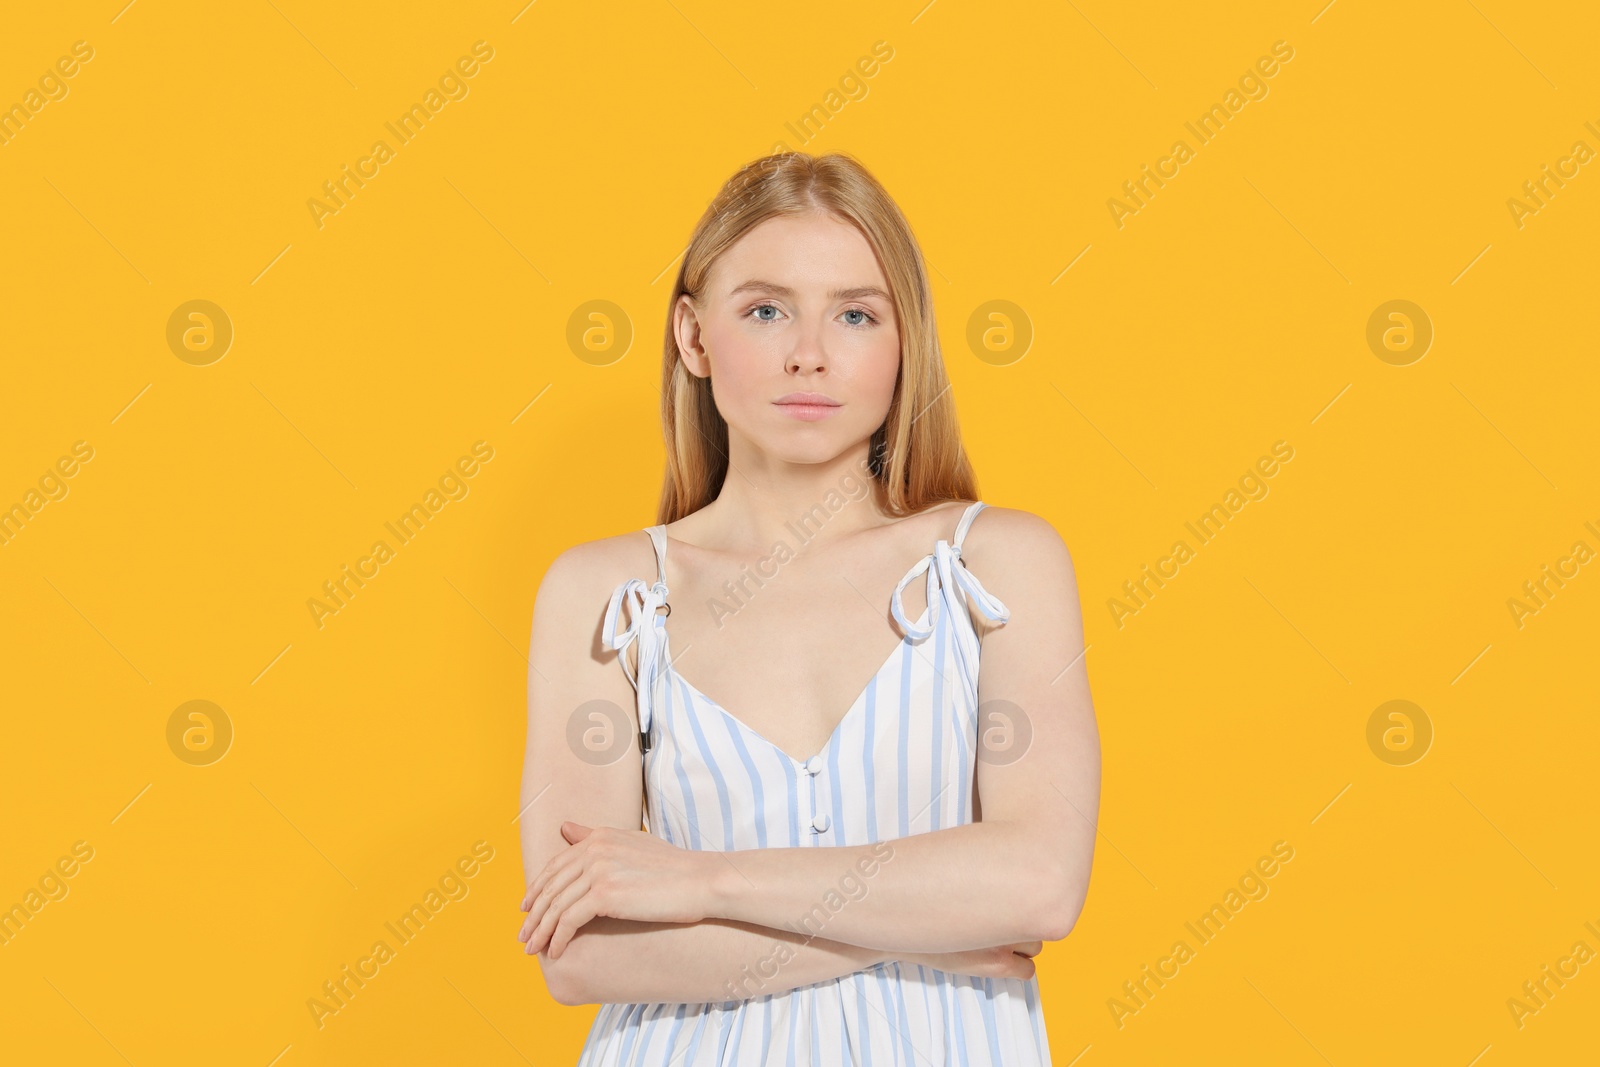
[805,756,823,776]
[811,813,830,833]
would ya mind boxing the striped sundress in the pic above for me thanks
[580,499,1052,1066]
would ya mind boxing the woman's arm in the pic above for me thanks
[532,914,888,1005]
[521,539,894,1006]
[708,509,1100,951]
[524,510,1100,960]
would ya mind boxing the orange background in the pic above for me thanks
[2,1,1597,1063]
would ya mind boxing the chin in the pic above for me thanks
[777,442,848,464]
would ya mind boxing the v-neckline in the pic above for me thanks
[659,600,934,768]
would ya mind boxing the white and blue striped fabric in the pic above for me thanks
[583,500,1052,1066]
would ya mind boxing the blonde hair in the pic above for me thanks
[656,151,979,525]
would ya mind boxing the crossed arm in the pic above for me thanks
[519,512,1099,1006]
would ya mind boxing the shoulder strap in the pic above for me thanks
[891,501,998,640]
[600,526,673,755]
[952,500,987,550]
[645,525,668,593]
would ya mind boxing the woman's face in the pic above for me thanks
[676,211,902,466]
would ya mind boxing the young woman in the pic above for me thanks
[518,151,1100,1065]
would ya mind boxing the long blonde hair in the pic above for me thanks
[656,151,979,525]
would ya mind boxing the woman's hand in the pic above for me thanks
[894,941,1043,982]
[519,821,714,959]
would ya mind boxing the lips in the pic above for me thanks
[773,393,842,421]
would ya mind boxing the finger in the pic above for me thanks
[522,861,585,944]
[522,860,562,909]
[549,893,600,959]
[522,862,560,909]
[530,878,581,957]
[522,837,585,909]
[527,869,591,956]
[522,872,570,943]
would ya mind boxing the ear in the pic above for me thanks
[673,294,711,378]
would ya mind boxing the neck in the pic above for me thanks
[694,440,891,557]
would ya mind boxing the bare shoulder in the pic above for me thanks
[533,527,661,633]
[965,504,1072,560]
[961,504,1078,600]
[540,524,659,601]
[527,526,663,741]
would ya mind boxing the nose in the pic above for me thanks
[785,319,827,375]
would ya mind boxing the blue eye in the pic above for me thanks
[745,303,879,327]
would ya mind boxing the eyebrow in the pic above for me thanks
[726,280,891,302]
